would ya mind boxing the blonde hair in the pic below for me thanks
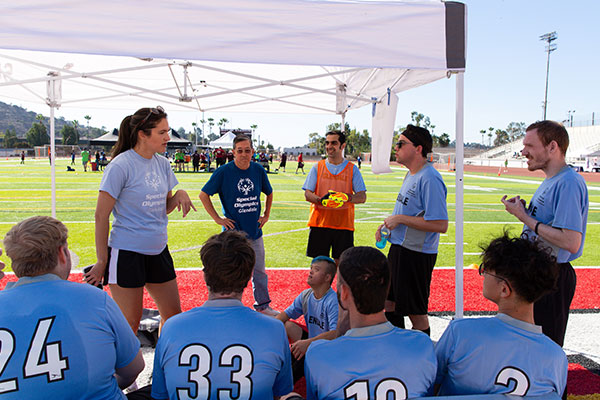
[3,216,68,277]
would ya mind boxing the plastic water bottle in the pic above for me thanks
[376,227,390,249]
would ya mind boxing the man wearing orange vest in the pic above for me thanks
[303,130,366,263]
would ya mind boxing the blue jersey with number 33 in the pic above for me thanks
[152,299,293,400]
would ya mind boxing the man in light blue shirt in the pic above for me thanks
[502,120,588,348]
[435,233,567,397]
[304,246,436,400]
[1,216,144,399]
[376,124,448,335]
[152,230,293,400]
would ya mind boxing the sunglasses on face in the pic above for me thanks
[396,140,414,148]
[478,264,512,291]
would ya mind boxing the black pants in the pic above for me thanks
[533,262,576,347]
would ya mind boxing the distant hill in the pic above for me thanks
[0,101,107,139]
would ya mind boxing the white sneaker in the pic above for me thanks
[258,306,279,316]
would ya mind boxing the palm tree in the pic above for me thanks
[488,127,494,147]
[218,118,229,136]
[207,117,214,136]
[250,124,258,146]
[191,122,198,145]
[480,129,486,146]
[84,115,91,138]
[199,119,206,144]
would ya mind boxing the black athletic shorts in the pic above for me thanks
[307,227,353,260]
[534,262,576,347]
[387,244,437,315]
[104,246,176,288]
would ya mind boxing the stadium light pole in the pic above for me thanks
[540,31,557,120]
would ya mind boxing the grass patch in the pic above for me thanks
[0,157,598,270]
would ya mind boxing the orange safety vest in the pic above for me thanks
[307,160,355,231]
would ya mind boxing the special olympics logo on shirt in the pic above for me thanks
[145,171,162,191]
[237,178,254,195]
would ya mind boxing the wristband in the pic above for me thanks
[534,221,542,235]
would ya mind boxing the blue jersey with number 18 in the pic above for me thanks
[305,322,436,400]
[152,299,293,400]
[0,275,140,400]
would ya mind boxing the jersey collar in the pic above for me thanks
[496,313,542,334]
[344,321,395,337]
[4,273,62,290]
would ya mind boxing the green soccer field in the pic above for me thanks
[0,157,598,271]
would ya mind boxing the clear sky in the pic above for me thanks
[2,0,599,149]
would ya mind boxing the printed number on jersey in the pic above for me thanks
[345,378,408,400]
[0,317,69,394]
[495,367,530,396]
[176,344,253,400]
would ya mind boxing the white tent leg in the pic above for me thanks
[50,104,56,218]
[454,72,465,319]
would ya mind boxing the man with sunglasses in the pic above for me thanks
[434,233,567,396]
[303,130,367,264]
[199,134,276,315]
[502,120,588,349]
[376,124,448,336]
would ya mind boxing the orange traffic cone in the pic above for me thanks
[497,165,502,176]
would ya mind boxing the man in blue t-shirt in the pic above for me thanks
[376,124,448,335]
[275,256,338,382]
[199,134,276,314]
[502,120,588,348]
[435,233,567,397]
[151,230,293,400]
[304,246,436,400]
[1,216,144,399]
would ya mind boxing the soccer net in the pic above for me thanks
[430,152,456,171]
[34,145,80,158]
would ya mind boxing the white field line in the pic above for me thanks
[1,220,597,225]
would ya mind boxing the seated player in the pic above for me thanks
[152,230,293,399]
[435,232,567,396]
[0,216,144,399]
[275,256,338,382]
[304,246,436,399]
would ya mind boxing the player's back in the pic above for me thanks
[0,277,137,400]
[305,322,436,400]
[435,314,567,396]
[152,299,293,400]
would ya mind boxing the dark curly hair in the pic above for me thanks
[480,231,558,303]
[200,230,255,295]
[338,246,389,314]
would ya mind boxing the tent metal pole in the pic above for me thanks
[454,72,465,319]
[50,104,56,218]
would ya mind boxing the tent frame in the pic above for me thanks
[0,0,467,318]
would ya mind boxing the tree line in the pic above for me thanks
[306,112,527,158]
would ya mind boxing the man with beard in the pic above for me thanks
[303,130,366,264]
[502,120,588,348]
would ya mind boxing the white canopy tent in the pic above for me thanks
[209,132,237,149]
[0,0,467,317]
